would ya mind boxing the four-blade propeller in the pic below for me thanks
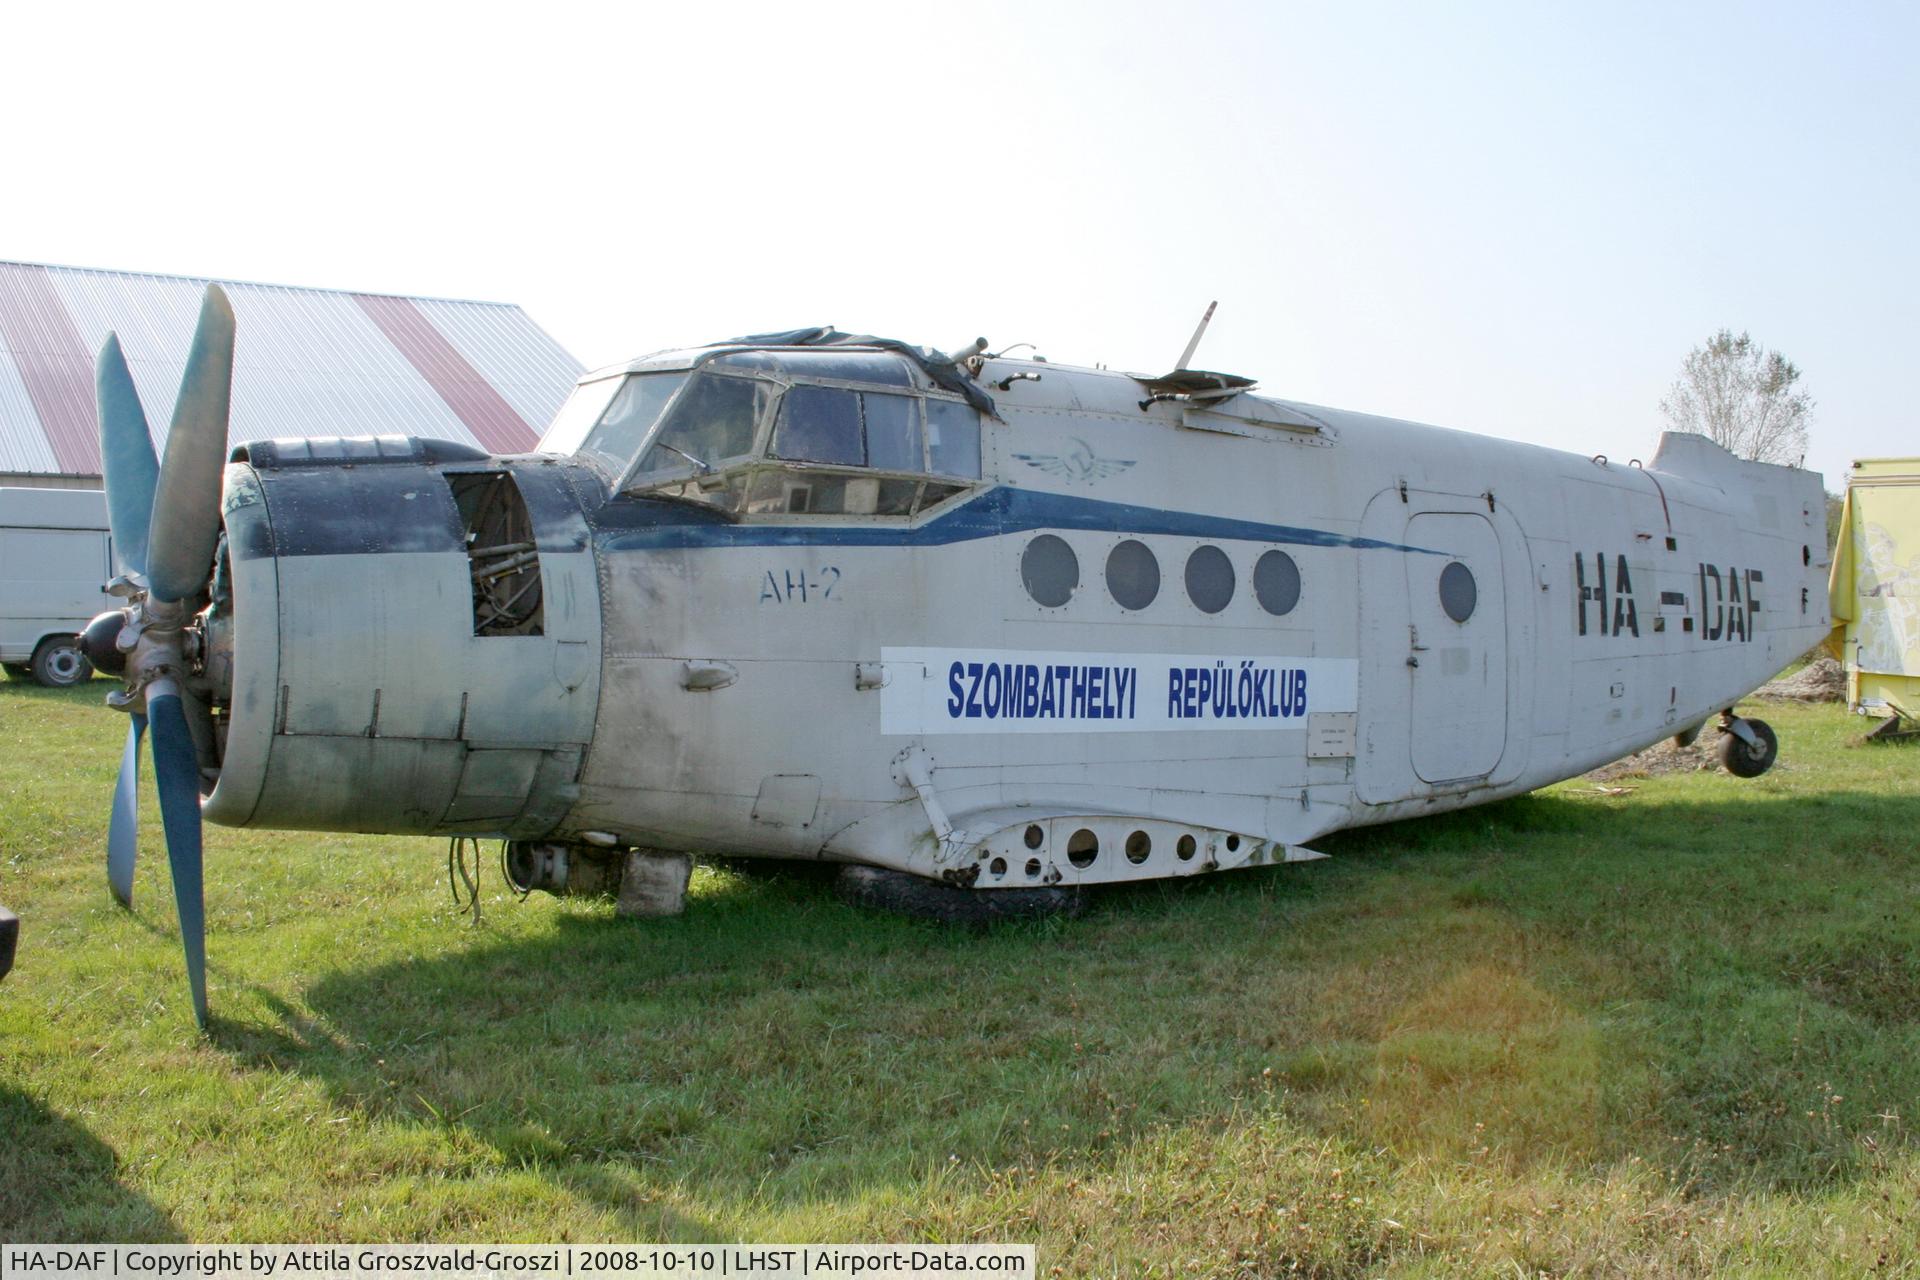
[90,285,234,1029]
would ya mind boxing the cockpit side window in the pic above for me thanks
[927,398,982,478]
[864,392,922,471]
[772,386,863,466]
[771,386,925,471]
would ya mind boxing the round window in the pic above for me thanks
[1105,539,1160,610]
[1253,550,1301,616]
[1185,545,1235,614]
[1439,561,1477,623]
[1021,534,1079,607]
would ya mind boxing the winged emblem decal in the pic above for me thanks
[1012,437,1136,485]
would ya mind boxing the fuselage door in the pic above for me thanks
[1405,512,1507,783]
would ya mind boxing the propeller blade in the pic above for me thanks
[107,713,147,908]
[146,286,234,603]
[96,334,160,578]
[147,684,208,1028]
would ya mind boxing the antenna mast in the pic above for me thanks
[1174,301,1217,371]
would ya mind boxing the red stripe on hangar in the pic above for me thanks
[0,261,102,474]
[353,292,537,454]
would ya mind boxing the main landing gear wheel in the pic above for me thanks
[1717,717,1778,778]
[30,637,92,688]
[836,865,1084,925]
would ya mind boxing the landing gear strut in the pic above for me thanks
[1716,712,1778,778]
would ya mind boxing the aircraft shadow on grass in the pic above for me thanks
[204,786,1920,1228]
[0,1087,184,1241]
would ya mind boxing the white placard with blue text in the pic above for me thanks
[880,647,1359,735]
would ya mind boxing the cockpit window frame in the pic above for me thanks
[590,347,985,517]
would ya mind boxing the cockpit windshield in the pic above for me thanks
[629,373,764,480]
[581,373,689,479]
[535,375,626,466]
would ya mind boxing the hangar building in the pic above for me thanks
[0,259,584,489]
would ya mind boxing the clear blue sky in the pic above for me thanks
[5,0,1911,488]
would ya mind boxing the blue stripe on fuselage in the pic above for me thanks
[595,486,1443,554]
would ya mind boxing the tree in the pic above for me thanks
[1659,329,1814,466]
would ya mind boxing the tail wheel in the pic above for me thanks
[30,637,92,688]
[1717,718,1778,778]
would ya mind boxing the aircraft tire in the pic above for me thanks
[1717,718,1778,778]
[835,865,1083,924]
[0,903,15,981]
[30,637,92,688]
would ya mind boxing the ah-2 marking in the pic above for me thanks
[760,566,841,604]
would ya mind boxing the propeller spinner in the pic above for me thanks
[85,285,234,1028]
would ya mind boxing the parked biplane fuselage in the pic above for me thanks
[186,337,1829,894]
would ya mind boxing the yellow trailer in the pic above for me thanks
[1828,457,1920,733]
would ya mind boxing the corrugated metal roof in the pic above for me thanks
[0,260,585,477]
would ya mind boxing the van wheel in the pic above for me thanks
[30,637,92,688]
[836,865,1083,924]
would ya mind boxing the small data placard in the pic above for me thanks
[1306,711,1358,758]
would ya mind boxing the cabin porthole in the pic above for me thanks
[1023,823,1045,849]
[1185,545,1235,614]
[1105,539,1160,610]
[1439,561,1477,623]
[1125,830,1152,864]
[1254,550,1301,616]
[1176,834,1197,861]
[1023,857,1042,879]
[988,856,1008,879]
[1021,534,1079,607]
[1225,834,1241,853]
[1067,828,1099,868]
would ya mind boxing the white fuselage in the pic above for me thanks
[201,354,1830,890]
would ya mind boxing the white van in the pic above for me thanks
[0,487,114,687]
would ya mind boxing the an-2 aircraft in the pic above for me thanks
[84,290,1829,1025]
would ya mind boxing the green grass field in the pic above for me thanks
[2,678,1916,1276]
